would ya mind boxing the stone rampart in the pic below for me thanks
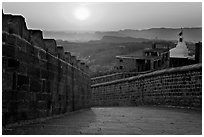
[2,13,91,126]
[91,71,153,85]
[91,64,202,108]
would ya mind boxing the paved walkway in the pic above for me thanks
[3,106,202,135]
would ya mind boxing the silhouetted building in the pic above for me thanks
[115,43,169,72]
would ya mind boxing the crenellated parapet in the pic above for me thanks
[29,30,45,49]
[64,51,72,64]
[2,12,91,126]
[2,13,30,41]
[2,12,89,73]
[44,39,58,56]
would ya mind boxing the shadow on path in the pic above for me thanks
[3,109,97,135]
[3,106,202,135]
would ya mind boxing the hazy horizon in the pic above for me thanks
[43,27,202,32]
[2,2,202,31]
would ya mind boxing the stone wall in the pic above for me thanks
[195,42,202,63]
[91,71,152,85]
[2,13,91,126]
[91,64,202,108]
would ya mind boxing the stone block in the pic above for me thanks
[29,30,45,50]
[64,51,71,63]
[2,32,8,42]
[2,44,17,58]
[3,57,20,71]
[44,39,58,56]
[7,34,17,45]
[7,58,20,69]
[28,65,41,79]
[17,74,29,91]
[37,100,49,109]
[41,69,48,79]
[8,15,26,37]
[57,46,65,60]
[26,43,35,55]
[30,78,42,92]
[39,50,47,60]
[36,93,51,101]
[19,40,27,52]
[37,109,48,118]
[18,62,28,75]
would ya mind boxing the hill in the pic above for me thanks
[118,28,201,42]
[43,27,202,42]
[56,39,178,76]
[89,36,150,43]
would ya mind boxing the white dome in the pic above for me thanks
[170,40,189,58]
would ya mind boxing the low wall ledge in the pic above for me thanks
[91,63,202,88]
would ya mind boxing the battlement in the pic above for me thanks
[44,39,58,56]
[2,13,30,41]
[29,29,45,49]
[2,13,91,126]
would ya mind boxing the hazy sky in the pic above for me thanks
[2,2,202,31]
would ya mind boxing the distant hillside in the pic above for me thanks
[43,27,201,42]
[117,28,202,42]
[90,36,150,43]
[43,31,100,42]
[56,39,179,76]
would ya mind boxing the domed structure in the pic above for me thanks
[169,29,195,67]
[170,30,189,58]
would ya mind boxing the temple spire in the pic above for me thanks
[170,27,189,58]
[179,28,183,42]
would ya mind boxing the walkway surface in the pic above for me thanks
[3,106,202,135]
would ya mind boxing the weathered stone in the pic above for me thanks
[44,39,58,56]
[91,64,202,108]
[2,13,91,126]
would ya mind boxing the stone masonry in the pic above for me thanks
[91,71,152,85]
[2,13,91,126]
[91,64,202,108]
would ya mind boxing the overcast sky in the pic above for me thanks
[2,2,202,31]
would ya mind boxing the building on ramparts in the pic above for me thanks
[115,43,170,72]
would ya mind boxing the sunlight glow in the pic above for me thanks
[74,7,90,21]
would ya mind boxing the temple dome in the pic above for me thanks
[170,41,189,58]
[170,30,189,58]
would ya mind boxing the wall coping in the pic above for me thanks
[91,70,153,80]
[91,63,202,88]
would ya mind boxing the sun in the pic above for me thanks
[74,7,90,21]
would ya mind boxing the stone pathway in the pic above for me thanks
[3,106,202,135]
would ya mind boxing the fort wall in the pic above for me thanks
[2,13,91,126]
[91,64,202,108]
[91,71,153,85]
